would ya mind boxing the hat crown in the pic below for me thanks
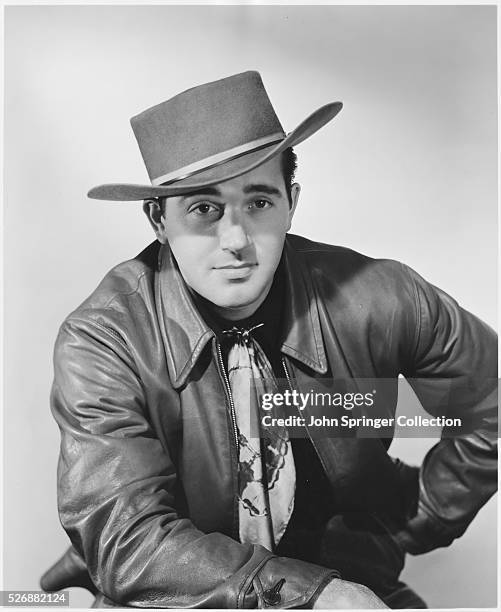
[130,71,285,185]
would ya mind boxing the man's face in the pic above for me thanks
[148,155,299,320]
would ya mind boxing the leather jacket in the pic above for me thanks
[50,234,498,608]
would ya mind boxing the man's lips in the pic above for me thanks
[213,262,258,280]
[214,263,257,270]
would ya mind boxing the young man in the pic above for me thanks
[42,71,497,609]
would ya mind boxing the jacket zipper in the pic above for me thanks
[281,356,294,395]
[216,340,239,454]
[215,340,240,540]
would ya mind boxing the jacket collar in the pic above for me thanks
[155,236,327,389]
[281,238,328,374]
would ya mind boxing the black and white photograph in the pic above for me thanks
[2,4,498,610]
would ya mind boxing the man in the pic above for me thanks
[41,71,497,609]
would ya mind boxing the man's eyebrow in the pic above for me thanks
[180,186,222,199]
[242,183,284,196]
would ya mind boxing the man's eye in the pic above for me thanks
[251,199,272,210]
[191,203,220,215]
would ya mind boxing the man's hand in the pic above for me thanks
[313,578,389,609]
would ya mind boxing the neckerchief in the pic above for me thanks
[223,324,296,550]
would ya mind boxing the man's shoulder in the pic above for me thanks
[286,233,418,320]
[64,241,161,328]
[287,233,407,281]
[287,235,421,352]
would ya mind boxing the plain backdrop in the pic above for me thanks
[3,5,498,609]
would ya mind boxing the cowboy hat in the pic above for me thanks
[88,71,342,201]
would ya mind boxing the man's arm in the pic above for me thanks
[51,317,340,608]
[397,264,497,554]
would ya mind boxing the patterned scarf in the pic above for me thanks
[223,325,296,551]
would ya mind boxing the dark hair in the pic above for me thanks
[281,147,297,203]
[159,147,297,212]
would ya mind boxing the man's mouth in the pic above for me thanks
[214,263,257,270]
[213,262,258,280]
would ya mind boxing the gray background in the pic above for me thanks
[3,5,497,608]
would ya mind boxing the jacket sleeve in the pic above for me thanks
[51,318,337,608]
[396,264,498,555]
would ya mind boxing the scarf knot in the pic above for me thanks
[222,323,264,344]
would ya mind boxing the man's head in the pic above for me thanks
[87,71,341,317]
[144,150,300,321]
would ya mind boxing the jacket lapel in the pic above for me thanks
[155,243,215,389]
[280,239,328,374]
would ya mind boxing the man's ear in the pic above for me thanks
[143,199,168,244]
[286,183,301,231]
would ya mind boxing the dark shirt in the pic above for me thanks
[192,262,336,561]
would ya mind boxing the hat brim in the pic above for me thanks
[87,101,343,201]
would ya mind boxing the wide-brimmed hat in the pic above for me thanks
[88,71,342,201]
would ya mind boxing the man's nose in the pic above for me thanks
[218,213,252,254]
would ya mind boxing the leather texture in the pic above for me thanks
[49,234,497,607]
[40,546,98,595]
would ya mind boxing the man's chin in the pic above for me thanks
[213,298,258,311]
[208,289,269,320]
